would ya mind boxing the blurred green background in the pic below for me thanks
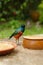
[0,0,43,38]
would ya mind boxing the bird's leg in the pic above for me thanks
[16,39,19,45]
[17,38,20,45]
[16,39,17,44]
[16,39,20,45]
[18,39,19,45]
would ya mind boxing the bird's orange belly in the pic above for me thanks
[14,32,23,39]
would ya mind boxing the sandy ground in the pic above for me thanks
[0,45,43,65]
[0,36,43,65]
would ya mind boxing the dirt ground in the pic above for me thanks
[0,36,43,65]
[0,45,43,65]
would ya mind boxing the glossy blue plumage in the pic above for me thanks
[9,25,25,39]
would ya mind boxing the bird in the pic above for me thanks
[9,25,25,45]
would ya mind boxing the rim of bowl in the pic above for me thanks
[23,35,43,40]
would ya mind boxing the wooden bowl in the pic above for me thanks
[22,35,43,49]
[0,41,17,55]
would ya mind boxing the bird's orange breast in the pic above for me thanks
[14,32,23,39]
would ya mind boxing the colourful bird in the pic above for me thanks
[9,25,25,45]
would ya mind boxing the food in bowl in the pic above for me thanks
[0,41,17,55]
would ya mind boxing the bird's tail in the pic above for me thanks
[9,35,13,39]
[9,32,14,39]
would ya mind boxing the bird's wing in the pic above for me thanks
[15,27,22,33]
[9,27,22,39]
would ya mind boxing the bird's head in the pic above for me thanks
[21,25,25,28]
